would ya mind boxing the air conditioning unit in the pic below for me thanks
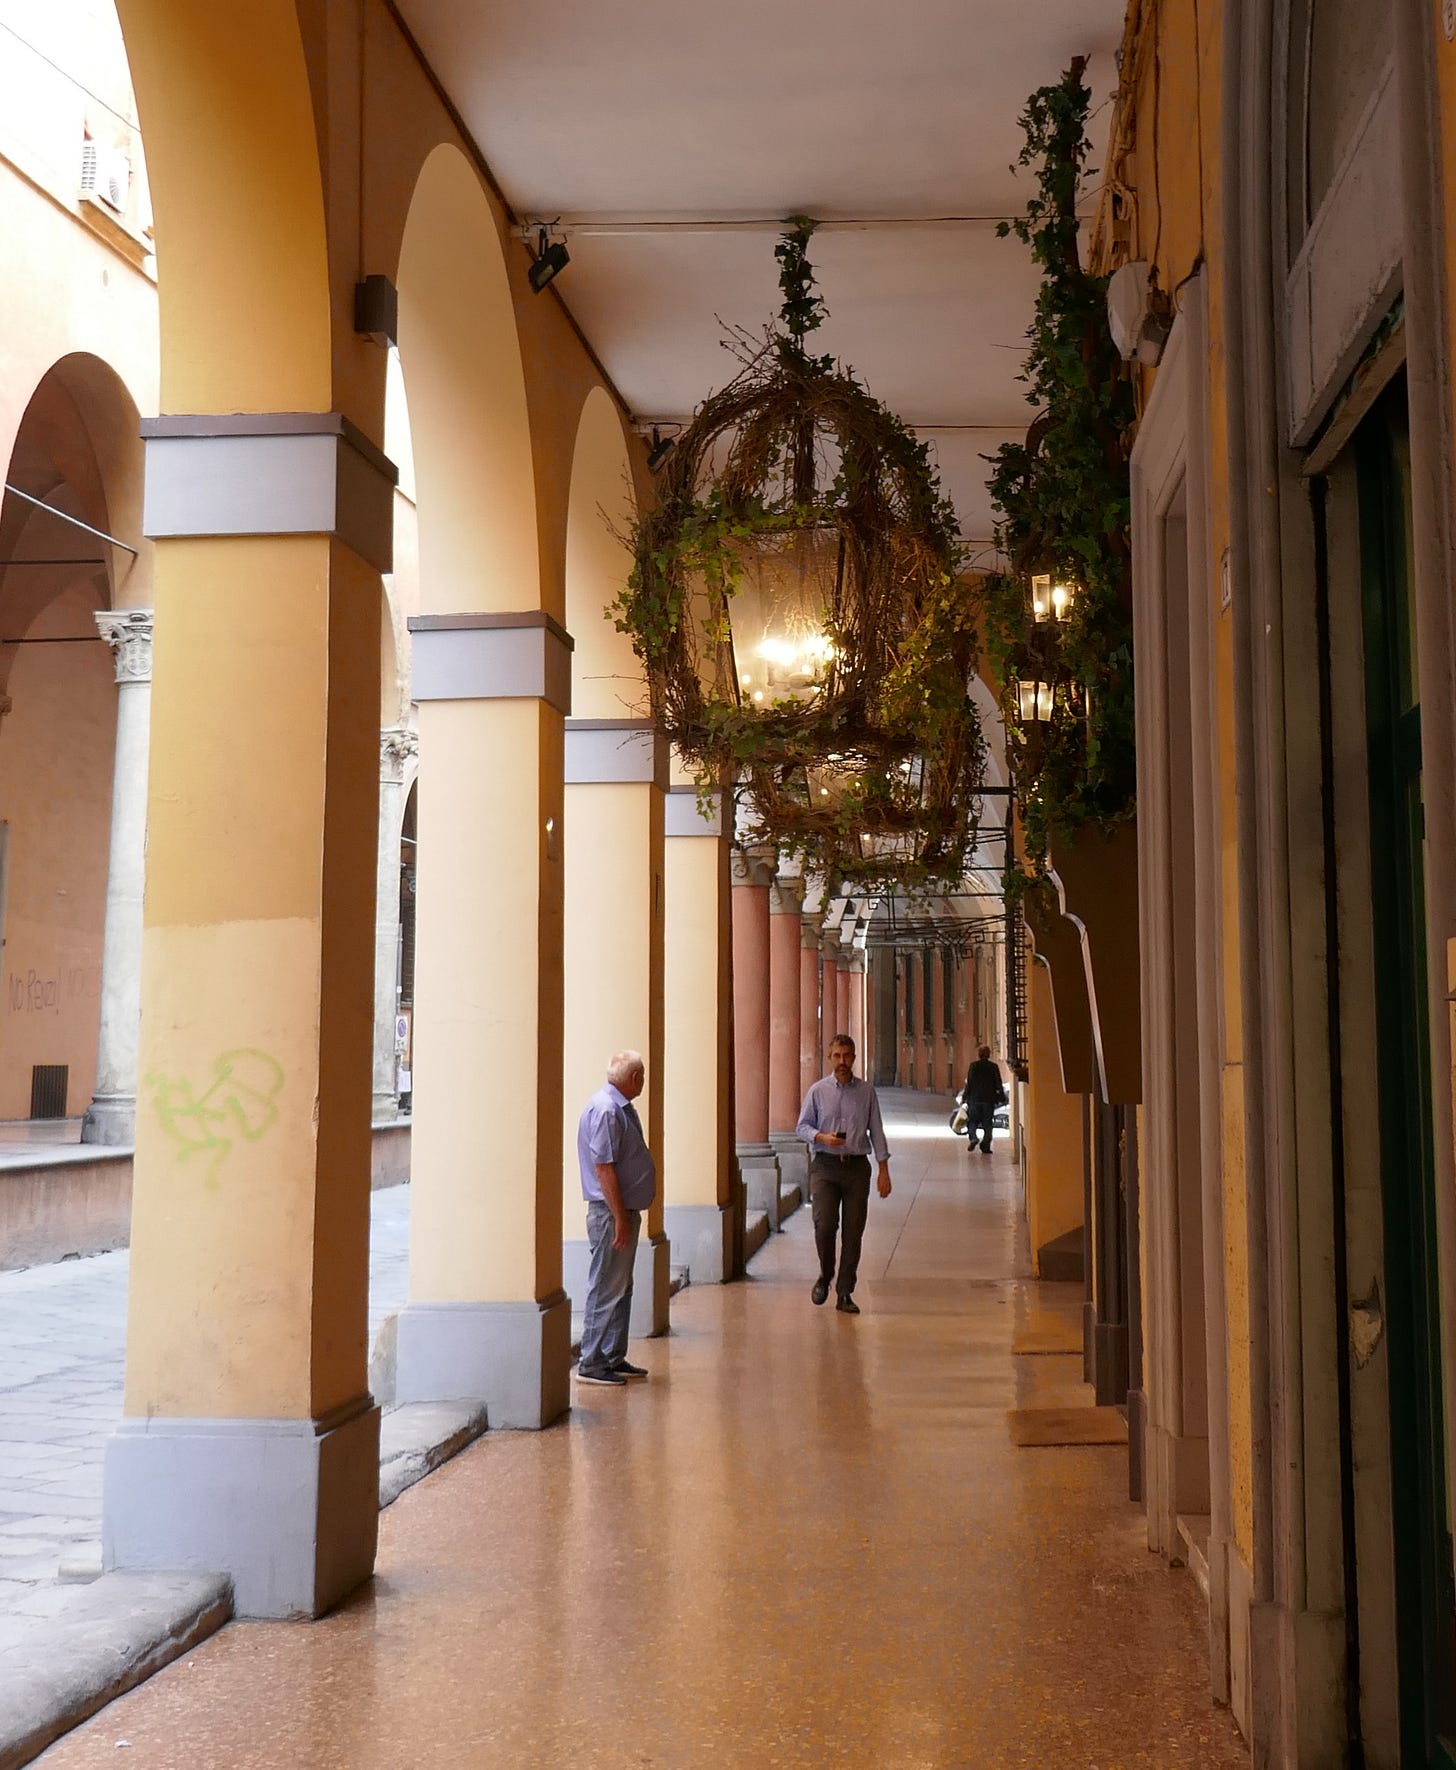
[79,141,130,215]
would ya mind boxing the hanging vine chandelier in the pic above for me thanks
[613,220,987,887]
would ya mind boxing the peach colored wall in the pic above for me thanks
[0,584,115,1118]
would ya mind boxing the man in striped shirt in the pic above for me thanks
[795,1033,893,1315]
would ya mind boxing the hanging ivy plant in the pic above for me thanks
[613,221,987,887]
[982,59,1137,871]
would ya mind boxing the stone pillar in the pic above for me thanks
[768,875,805,1209]
[847,948,867,1064]
[104,415,391,1617]
[372,727,416,1122]
[799,915,823,1099]
[661,786,737,1282]
[392,613,572,1430]
[929,946,947,1092]
[560,720,669,1338]
[732,846,780,1227]
[836,946,854,1047]
[82,609,153,1146]
[821,931,843,1042]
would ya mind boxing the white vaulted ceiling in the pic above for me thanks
[392,0,1126,552]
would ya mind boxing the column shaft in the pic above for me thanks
[799,923,822,1099]
[732,849,779,1225]
[560,723,668,1337]
[394,622,572,1431]
[662,789,737,1281]
[372,728,416,1121]
[82,610,153,1146]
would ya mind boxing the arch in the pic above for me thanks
[396,145,540,616]
[0,355,147,1123]
[565,386,642,718]
[0,353,150,682]
[112,0,330,413]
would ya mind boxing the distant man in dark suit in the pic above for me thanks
[962,1046,1007,1155]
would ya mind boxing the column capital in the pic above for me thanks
[730,845,776,889]
[799,911,824,950]
[820,930,842,961]
[847,949,867,974]
[769,877,804,916]
[380,725,418,784]
[95,608,154,683]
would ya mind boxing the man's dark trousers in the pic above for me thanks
[967,1103,995,1152]
[810,1152,872,1297]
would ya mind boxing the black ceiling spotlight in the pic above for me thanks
[646,426,676,473]
[527,226,569,294]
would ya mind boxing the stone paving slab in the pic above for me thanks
[0,1571,231,1770]
[0,1184,411,1610]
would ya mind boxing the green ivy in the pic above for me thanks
[983,60,1137,872]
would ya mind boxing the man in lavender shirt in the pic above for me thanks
[795,1033,893,1314]
[574,1050,657,1386]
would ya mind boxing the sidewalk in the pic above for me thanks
[0,1185,411,1618]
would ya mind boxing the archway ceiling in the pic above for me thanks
[392,0,1125,556]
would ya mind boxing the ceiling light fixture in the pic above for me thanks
[527,226,569,294]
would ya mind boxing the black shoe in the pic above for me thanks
[836,1294,860,1315]
[575,1364,627,1386]
[811,1278,830,1306]
[611,1360,649,1380]
[980,1143,992,1154]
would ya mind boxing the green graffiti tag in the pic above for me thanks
[145,1048,285,1185]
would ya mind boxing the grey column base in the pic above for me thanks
[393,1293,571,1430]
[80,1094,136,1147]
[634,1229,670,1336]
[102,1396,380,1618]
[370,1090,401,1124]
[769,1135,807,1211]
[562,1229,671,1339]
[661,1203,735,1283]
[737,1143,782,1230]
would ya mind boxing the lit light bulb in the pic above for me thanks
[739,671,751,687]
[753,689,765,703]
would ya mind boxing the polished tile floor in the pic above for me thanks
[39,1095,1248,1768]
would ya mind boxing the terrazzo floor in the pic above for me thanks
[36,1093,1248,1768]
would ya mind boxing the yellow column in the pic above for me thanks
[661,785,737,1281]
[105,418,391,1618]
[394,614,570,1428]
[1026,958,1086,1277]
[561,720,669,1335]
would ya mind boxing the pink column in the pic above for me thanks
[799,919,822,1097]
[847,951,866,1057]
[895,952,909,1087]
[768,878,803,1134]
[731,850,773,1146]
[835,952,853,1043]
[930,949,947,1091]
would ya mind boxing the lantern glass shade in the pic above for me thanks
[724,530,840,707]
[1030,572,1078,623]
[1016,678,1054,723]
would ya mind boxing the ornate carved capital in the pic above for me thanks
[729,843,776,890]
[769,878,804,916]
[95,609,154,684]
[380,725,419,784]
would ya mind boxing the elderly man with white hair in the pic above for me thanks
[574,1049,657,1386]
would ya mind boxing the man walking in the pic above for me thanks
[795,1033,892,1315]
[962,1045,1007,1155]
[575,1050,656,1386]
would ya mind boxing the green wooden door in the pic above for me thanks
[1357,379,1456,1767]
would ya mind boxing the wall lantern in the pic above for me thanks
[1029,572,1078,623]
[1015,676,1055,724]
